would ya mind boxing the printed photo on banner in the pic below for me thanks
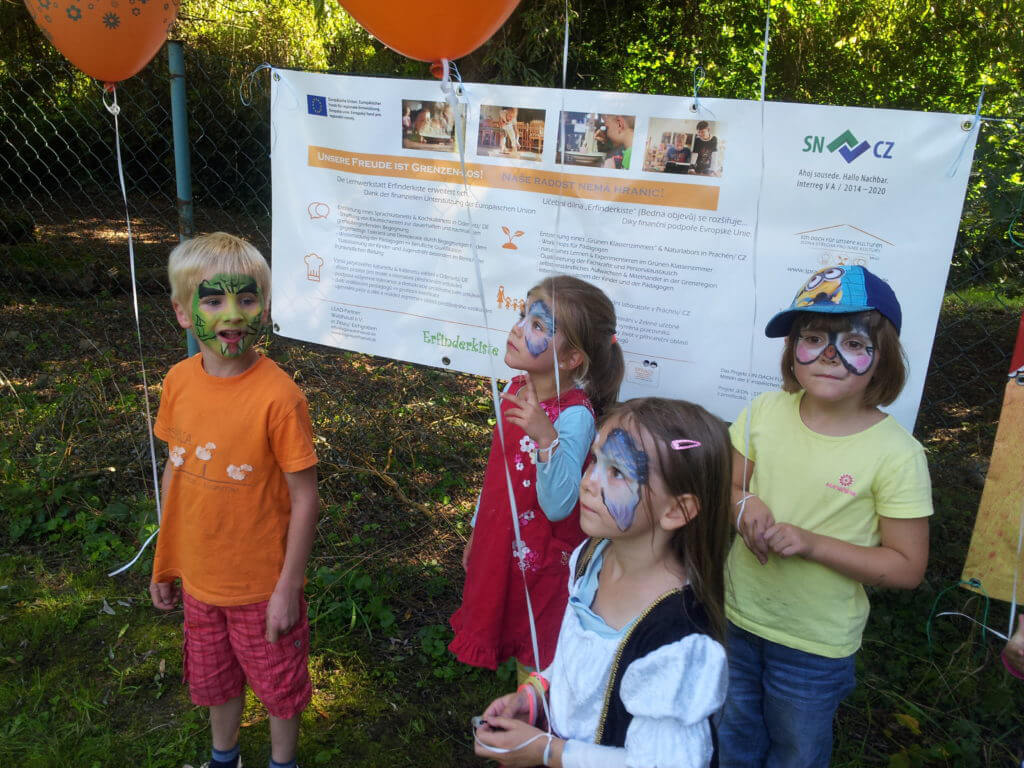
[556,112,636,170]
[476,105,547,161]
[401,99,467,153]
[642,117,724,177]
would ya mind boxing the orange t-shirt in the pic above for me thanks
[152,354,317,606]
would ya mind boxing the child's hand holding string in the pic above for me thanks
[501,374,558,454]
[475,690,552,765]
[474,716,561,767]
[481,690,532,723]
[735,494,775,566]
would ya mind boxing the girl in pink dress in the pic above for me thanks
[450,275,624,677]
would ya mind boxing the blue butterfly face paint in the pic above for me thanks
[587,427,650,531]
[516,300,555,357]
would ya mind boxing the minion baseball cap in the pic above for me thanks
[764,265,902,338]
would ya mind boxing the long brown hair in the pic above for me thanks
[604,398,732,642]
[531,275,624,415]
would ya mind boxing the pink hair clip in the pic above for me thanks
[670,439,701,451]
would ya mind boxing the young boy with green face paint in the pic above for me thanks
[151,232,319,768]
[185,272,266,363]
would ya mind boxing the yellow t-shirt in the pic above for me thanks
[152,354,317,606]
[726,390,932,657]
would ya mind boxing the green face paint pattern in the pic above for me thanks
[191,273,264,359]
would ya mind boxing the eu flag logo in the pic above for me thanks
[307,95,327,117]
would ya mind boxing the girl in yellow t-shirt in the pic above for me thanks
[718,265,932,768]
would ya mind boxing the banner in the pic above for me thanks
[270,70,978,429]
[962,312,1024,603]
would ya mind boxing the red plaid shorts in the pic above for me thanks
[182,591,312,719]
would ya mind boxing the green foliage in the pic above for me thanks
[6,0,1022,288]
[175,1,344,71]
[2,4,1024,764]
[310,565,397,639]
[1,287,1022,765]
[469,0,1024,291]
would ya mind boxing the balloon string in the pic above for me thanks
[440,61,548,684]
[740,6,771,499]
[102,85,163,577]
[935,611,1008,642]
[475,730,548,756]
[1008,496,1024,637]
[549,0,572,414]
[926,579,994,659]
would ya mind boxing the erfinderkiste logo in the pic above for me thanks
[307,95,327,117]
[422,330,500,357]
[803,130,895,164]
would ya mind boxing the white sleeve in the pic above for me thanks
[562,740,627,768]
[620,634,728,768]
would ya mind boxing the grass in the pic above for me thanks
[1,281,1023,767]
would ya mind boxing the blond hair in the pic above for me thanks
[168,232,271,307]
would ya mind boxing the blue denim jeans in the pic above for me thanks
[718,621,856,768]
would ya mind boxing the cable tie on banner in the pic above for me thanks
[438,59,465,98]
[925,578,994,656]
[690,66,715,118]
[240,62,272,107]
[947,87,985,178]
[101,84,164,577]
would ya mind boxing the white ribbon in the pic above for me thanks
[740,10,771,498]
[438,59,549,684]
[102,84,163,577]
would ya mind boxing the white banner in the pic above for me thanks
[270,69,977,429]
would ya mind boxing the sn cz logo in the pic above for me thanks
[802,130,895,163]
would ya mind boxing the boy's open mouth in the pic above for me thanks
[219,330,243,343]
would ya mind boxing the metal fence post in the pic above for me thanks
[167,39,199,356]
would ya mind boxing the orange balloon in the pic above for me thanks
[24,0,180,85]
[338,0,520,63]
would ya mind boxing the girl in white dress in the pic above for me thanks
[474,397,731,768]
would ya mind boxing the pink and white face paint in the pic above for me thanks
[795,323,876,376]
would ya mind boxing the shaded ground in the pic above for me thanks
[1,202,1023,766]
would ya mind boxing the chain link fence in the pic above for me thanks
[0,48,487,600]
[0,42,1020,544]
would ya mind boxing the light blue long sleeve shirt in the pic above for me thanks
[471,401,596,525]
